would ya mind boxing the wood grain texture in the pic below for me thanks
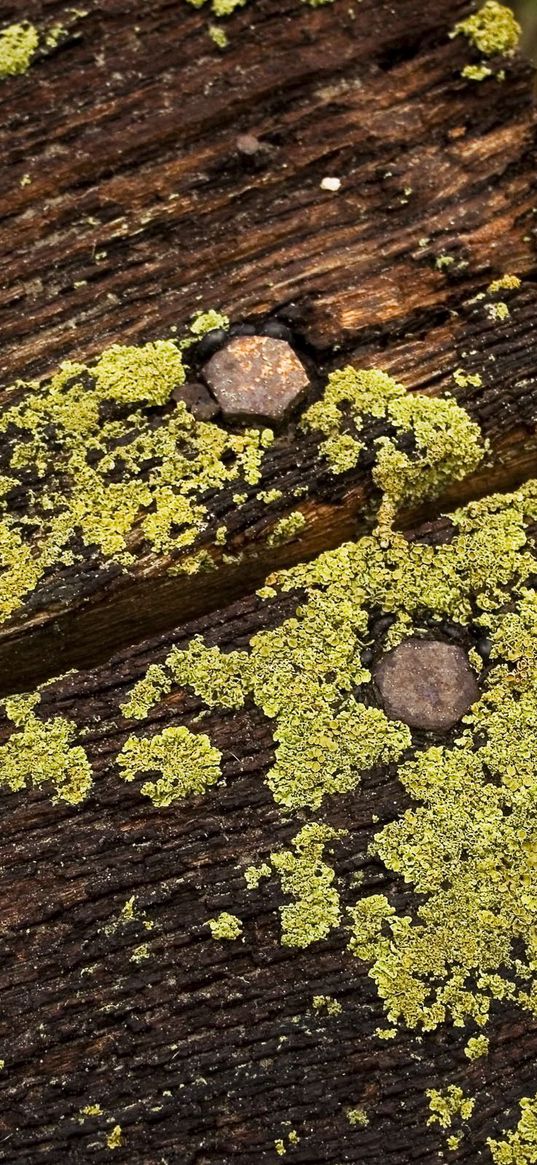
[1,507,537,1164]
[1,0,537,1162]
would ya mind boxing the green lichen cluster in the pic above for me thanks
[106,1125,123,1150]
[452,2,520,83]
[274,1129,299,1156]
[117,725,221,806]
[244,862,271,889]
[0,692,92,804]
[207,911,243,940]
[0,337,272,623]
[0,340,485,632]
[268,510,306,546]
[465,1034,489,1059]
[122,591,411,812]
[186,0,332,16]
[426,1085,474,1150]
[270,824,345,947]
[312,994,342,1016]
[0,22,38,79]
[346,1107,369,1127]
[452,2,520,56]
[488,1093,537,1163]
[121,477,537,1025]
[488,274,521,293]
[301,365,484,514]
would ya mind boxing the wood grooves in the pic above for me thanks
[0,0,537,1161]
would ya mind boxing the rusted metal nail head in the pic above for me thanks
[373,638,479,731]
[202,335,309,423]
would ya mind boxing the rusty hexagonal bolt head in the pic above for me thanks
[374,638,479,732]
[202,335,309,423]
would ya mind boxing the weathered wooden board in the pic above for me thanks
[1,0,537,1162]
[0,0,536,692]
[1,492,537,1162]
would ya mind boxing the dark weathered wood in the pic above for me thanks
[1,504,537,1163]
[1,0,537,1162]
[1,0,536,692]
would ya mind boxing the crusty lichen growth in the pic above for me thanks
[207,911,243,940]
[0,335,272,623]
[0,693,92,804]
[427,1086,475,1130]
[451,2,521,56]
[270,824,345,948]
[461,62,494,80]
[117,725,221,807]
[301,365,484,513]
[486,301,510,321]
[488,1092,537,1163]
[342,484,537,1035]
[268,511,306,546]
[106,1124,123,1150]
[0,22,39,79]
[347,1107,369,1127]
[312,994,342,1016]
[130,943,151,962]
[488,274,521,293]
[79,1104,102,1119]
[465,1034,489,1059]
[244,862,271,889]
[453,368,483,389]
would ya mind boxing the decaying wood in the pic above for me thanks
[0,0,536,691]
[1,0,537,1162]
[1,507,537,1164]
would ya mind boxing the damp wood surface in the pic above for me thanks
[0,0,536,690]
[1,0,537,1163]
[2,500,537,1164]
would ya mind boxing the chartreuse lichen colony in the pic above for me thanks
[1,317,536,1156]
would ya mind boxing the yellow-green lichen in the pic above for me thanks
[312,994,342,1016]
[0,696,92,805]
[465,1034,489,1059]
[130,943,151,963]
[427,1086,475,1129]
[451,2,520,56]
[486,301,510,321]
[436,254,455,270]
[271,824,345,948]
[245,862,271,889]
[116,726,221,807]
[189,309,229,335]
[259,489,283,504]
[106,1125,123,1150]
[346,1107,369,1127]
[268,511,306,546]
[488,274,521,293]
[207,911,243,940]
[461,62,494,80]
[274,1130,299,1156]
[301,366,484,513]
[342,499,537,1035]
[208,24,228,47]
[104,895,153,935]
[0,22,39,79]
[79,1104,102,1119]
[453,368,483,389]
[488,1093,537,1163]
[0,335,272,623]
